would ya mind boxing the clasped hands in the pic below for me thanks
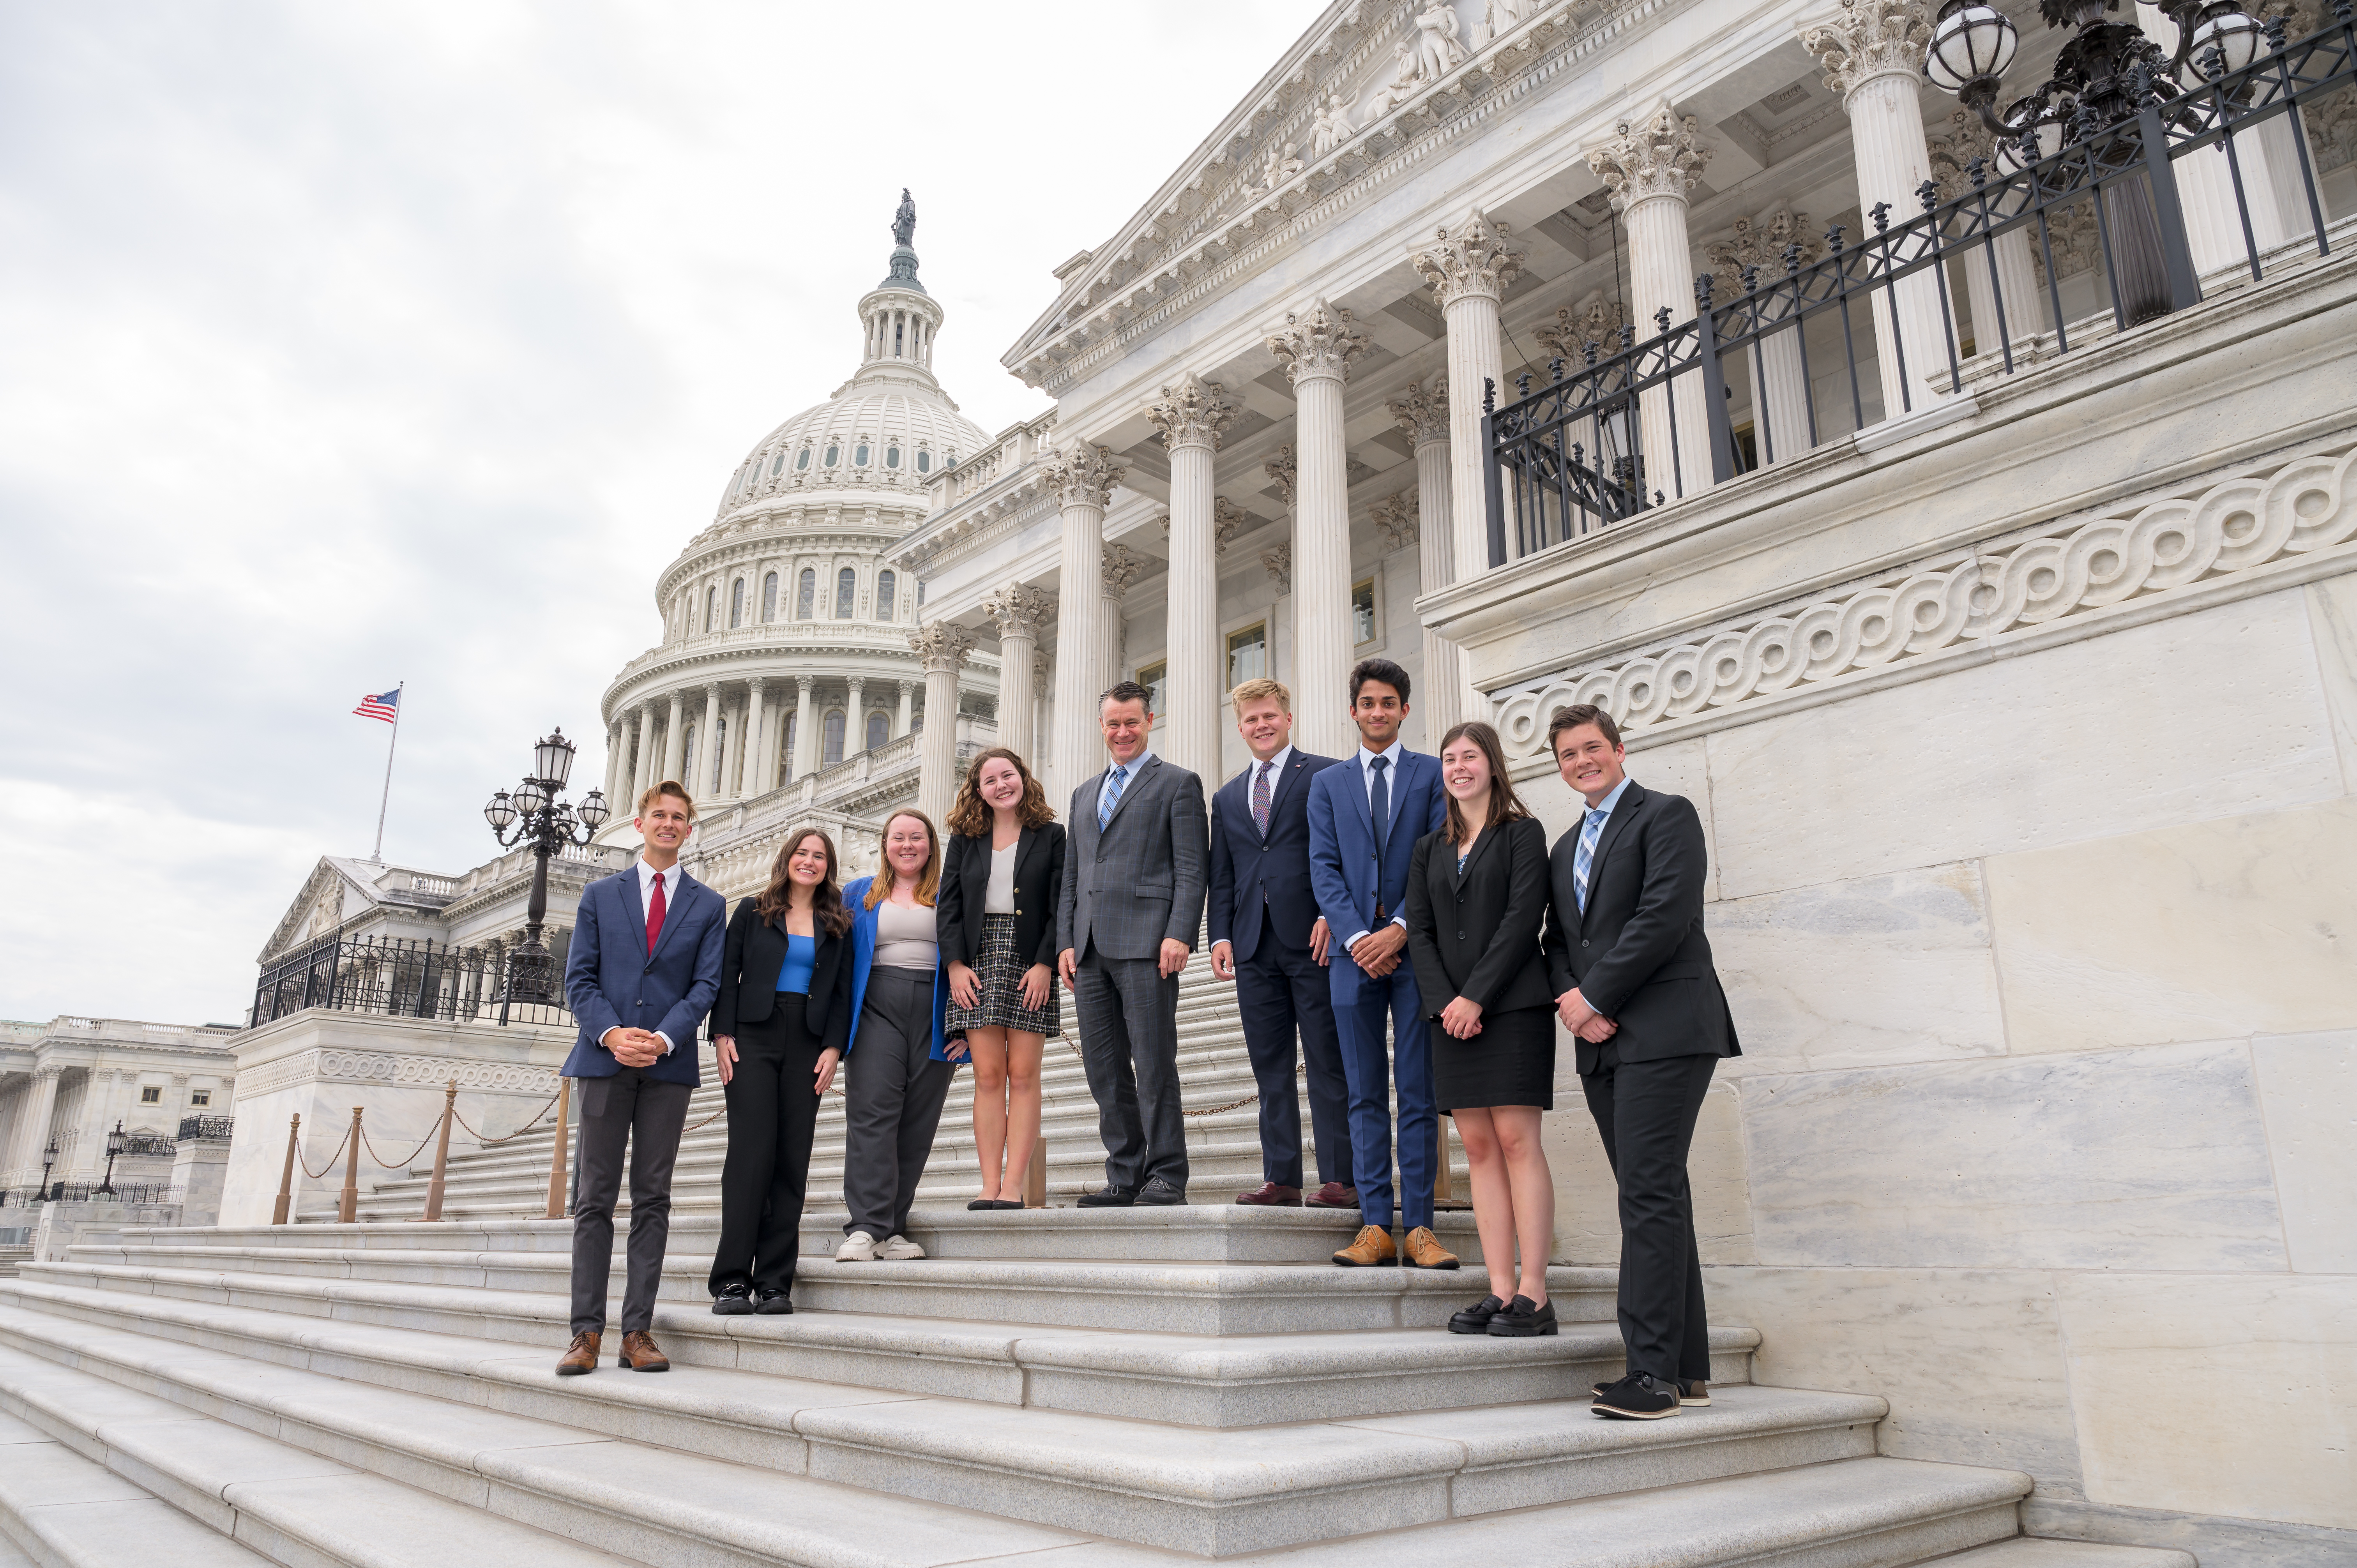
[1555,989,1619,1044]
[1345,923,1406,978]
[600,1026,664,1069]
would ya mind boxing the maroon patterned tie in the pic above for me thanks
[1252,762,1272,839]
[646,871,667,956]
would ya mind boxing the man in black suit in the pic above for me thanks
[1208,678,1353,1208]
[1541,704,1740,1421]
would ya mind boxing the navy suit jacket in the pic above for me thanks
[1306,748,1447,975]
[561,865,726,1086]
[1209,749,1345,962]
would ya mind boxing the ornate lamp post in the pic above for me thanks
[483,727,610,1003]
[41,1137,57,1198]
[97,1120,124,1196]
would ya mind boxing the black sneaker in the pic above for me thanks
[1446,1294,1505,1334]
[754,1288,793,1315]
[1486,1295,1558,1337]
[1078,1185,1137,1207]
[711,1282,754,1316]
[1136,1177,1187,1206]
[1590,1376,1709,1406]
[1592,1371,1681,1419]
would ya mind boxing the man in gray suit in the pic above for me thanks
[1057,681,1209,1206]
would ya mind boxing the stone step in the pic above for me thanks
[1934,1547,2196,1568]
[0,1406,276,1568]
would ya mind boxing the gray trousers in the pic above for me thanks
[1072,952,1186,1193]
[843,967,955,1241]
[570,1066,693,1336]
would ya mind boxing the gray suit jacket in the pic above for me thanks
[1058,751,1209,964]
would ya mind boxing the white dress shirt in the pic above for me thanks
[1345,740,1410,951]
[625,858,682,1054]
[1243,744,1295,814]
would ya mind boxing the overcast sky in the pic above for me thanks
[0,1,1325,1026]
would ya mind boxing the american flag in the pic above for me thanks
[353,689,400,723]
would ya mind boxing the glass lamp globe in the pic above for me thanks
[1926,1,2019,94]
[512,778,549,816]
[2191,8,2264,76]
[533,727,577,789]
[577,789,611,830]
[1992,111,2065,174]
[483,791,517,830]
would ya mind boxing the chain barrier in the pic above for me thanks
[451,1084,565,1146]
[295,1125,353,1181]
[1056,1032,1266,1119]
[360,1117,446,1172]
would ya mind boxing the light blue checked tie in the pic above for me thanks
[1098,763,1129,831]
[1573,806,1608,914]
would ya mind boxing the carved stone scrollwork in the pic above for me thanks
[908,620,977,675]
[1039,441,1127,509]
[1212,496,1247,554]
[1371,490,1420,551]
[1387,376,1450,447]
[1267,298,1371,386]
[1928,109,1999,198]
[1799,0,1935,98]
[1101,542,1150,594]
[1586,101,1712,211]
[1147,371,1240,451]
[1411,209,1526,309]
[1533,293,1631,361]
[982,583,1055,636]
[1707,212,1825,277]
[1262,542,1293,593]
[1264,445,1299,508]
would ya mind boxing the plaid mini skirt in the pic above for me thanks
[944,913,1060,1036]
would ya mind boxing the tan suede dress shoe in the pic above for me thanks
[1402,1226,1459,1270]
[618,1330,670,1372]
[556,1330,600,1376]
[1332,1224,1398,1266]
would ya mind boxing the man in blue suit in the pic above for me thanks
[1307,658,1458,1270]
[1208,677,1352,1208]
[557,780,726,1376]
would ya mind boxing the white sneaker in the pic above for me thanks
[835,1232,878,1262]
[874,1234,926,1261]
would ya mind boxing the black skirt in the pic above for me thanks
[1433,1004,1557,1112]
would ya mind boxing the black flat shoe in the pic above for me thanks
[710,1282,753,1316]
[1446,1294,1504,1334]
[1078,1185,1137,1207]
[1486,1294,1557,1337]
[754,1288,793,1315]
[966,1197,996,1211]
[990,1199,1026,1210]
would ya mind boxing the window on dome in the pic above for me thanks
[729,578,745,629]
[762,572,778,622]
[823,710,846,769]
[705,587,719,632]
[835,567,856,618]
[796,448,811,471]
[894,321,904,357]
[885,446,901,469]
[916,450,931,473]
[876,570,896,620]
[797,569,815,619]
[866,712,887,752]
[854,443,871,467]
[769,452,783,476]
[824,445,839,467]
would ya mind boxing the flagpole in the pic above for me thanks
[371,681,403,863]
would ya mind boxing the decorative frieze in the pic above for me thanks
[1585,100,1712,211]
[234,1049,559,1101]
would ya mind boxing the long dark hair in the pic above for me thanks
[946,747,1057,837]
[1438,721,1532,846]
[753,826,853,936]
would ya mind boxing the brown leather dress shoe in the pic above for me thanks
[1402,1226,1460,1270]
[556,1330,600,1376]
[1303,1182,1360,1209]
[618,1330,669,1372]
[1332,1224,1398,1266]
[1235,1181,1304,1206]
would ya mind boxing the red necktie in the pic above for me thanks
[646,872,667,956]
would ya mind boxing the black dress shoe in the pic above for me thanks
[1593,1376,1708,1406]
[1136,1177,1186,1206]
[711,1282,754,1315]
[1592,1371,1681,1419]
[1078,1185,1137,1207]
[1486,1294,1558,1337]
[754,1288,793,1315]
[1446,1294,1504,1334]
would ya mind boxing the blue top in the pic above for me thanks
[776,933,816,994]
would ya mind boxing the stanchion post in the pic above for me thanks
[420,1080,456,1223]
[1024,1131,1047,1208]
[544,1077,571,1220]
[1433,1114,1470,1211]
[272,1113,300,1225]
[337,1106,362,1224]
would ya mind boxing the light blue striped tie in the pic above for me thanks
[1573,806,1607,914]
[1098,763,1128,831]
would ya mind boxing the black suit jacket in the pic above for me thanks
[1208,749,1344,962]
[712,898,852,1052]
[938,823,1068,973]
[1404,816,1557,1019]
[1541,780,1741,1074]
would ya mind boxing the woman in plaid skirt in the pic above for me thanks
[937,748,1067,1209]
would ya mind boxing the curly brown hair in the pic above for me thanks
[1437,721,1533,846]
[945,747,1057,837]
[752,827,853,936]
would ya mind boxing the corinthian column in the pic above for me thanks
[1588,103,1715,501]
[1267,299,1370,758]
[895,680,915,740]
[1100,544,1147,708]
[845,677,866,754]
[661,692,687,786]
[13,1067,59,1188]
[744,677,769,795]
[603,720,626,807]
[1410,213,1521,576]
[1041,441,1127,808]
[632,701,656,798]
[984,583,1055,765]
[1709,212,1824,461]
[1387,376,1463,735]
[698,684,723,795]
[1147,372,1239,780]
[1802,0,1953,418]
[911,621,977,827]
[793,675,817,780]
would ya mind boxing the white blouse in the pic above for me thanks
[985,842,1018,915]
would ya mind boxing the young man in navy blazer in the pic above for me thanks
[1306,658,1458,1270]
[556,780,726,1376]
[1208,678,1353,1208]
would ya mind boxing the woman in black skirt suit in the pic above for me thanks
[708,826,853,1314]
[1404,720,1560,1338]
[937,747,1067,1209]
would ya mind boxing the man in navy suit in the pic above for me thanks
[1307,658,1457,1270]
[556,779,726,1376]
[1208,677,1353,1208]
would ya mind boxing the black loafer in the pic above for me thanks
[1136,1177,1187,1206]
[711,1282,754,1316]
[1446,1294,1505,1334]
[754,1288,793,1315]
[1078,1185,1137,1207]
[1592,1371,1681,1419]
[1486,1294,1557,1337]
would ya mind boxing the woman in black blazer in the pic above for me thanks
[1404,720,1560,1339]
[937,747,1067,1209]
[707,826,854,1314]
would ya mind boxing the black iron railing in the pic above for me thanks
[251,934,576,1030]
[177,1115,235,1142]
[117,1133,177,1158]
[1484,9,2357,561]
[0,1182,175,1207]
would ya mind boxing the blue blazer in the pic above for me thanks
[840,876,962,1067]
[1209,749,1345,962]
[561,865,726,1086]
[1306,750,1448,967]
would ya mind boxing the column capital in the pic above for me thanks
[1371,490,1419,551]
[1534,291,1631,361]
[746,675,767,694]
[1262,445,1298,508]
[1266,298,1371,387]
[796,673,816,694]
[1033,650,1050,682]
[1101,542,1150,595]
[898,678,918,695]
[1262,542,1293,593]
[34,1063,61,1081]
[1387,375,1450,447]
[909,621,977,675]
[1585,100,1711,212]
[1707,210,1825,279]
[983,582,1056,637]
[1799,0,1934,99]
[1146,372,1239,452]
[1409,209,1525,309]
[1928,107,2000,196]
[1039,440,1127,509]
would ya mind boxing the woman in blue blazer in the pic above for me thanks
[836,807,965,1261]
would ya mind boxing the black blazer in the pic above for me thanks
[1404,816,1557,1019]
[1541,780,1740,1073]
[712,897,852,1052]
[937,822,1067,973]
[1208,749,1344,961]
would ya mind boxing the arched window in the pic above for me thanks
[854,443,871,467]
[797,569,816,619]
[705,586,718,631]
[885,445,901,470]
[866,712,887,752]
[835,567,856,618]
[795,448,811,471]
[728,578,745,628]
[682,724,698,786]
[894,320,904,357]
[822,710,846,769]
[823,444,839,467]
[781,711,797,774]
[916,450,931,473]
[761,572,778,622]
[875,570,896,621]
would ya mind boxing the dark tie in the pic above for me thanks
[1368,755,1391,858]
[646,871,667,956]
[1252,762,1273,838]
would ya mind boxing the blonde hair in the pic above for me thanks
[636,780,697,820]
[1229,677,1292,715]
[864,809,942,909]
